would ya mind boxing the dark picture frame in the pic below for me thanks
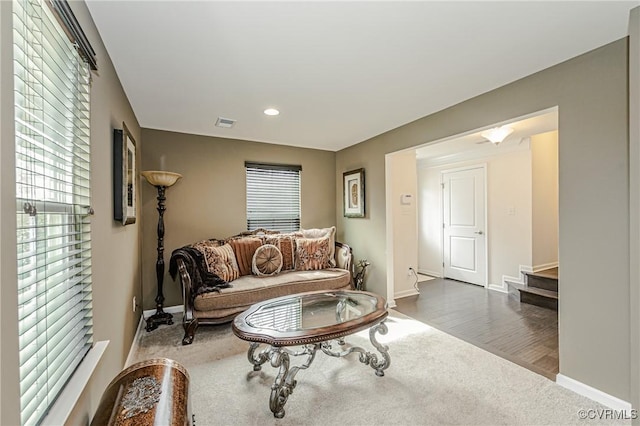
[113,123,136,225]
[343,168,365,218]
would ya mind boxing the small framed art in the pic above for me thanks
[113,123,137,225]
[343,168,365,218]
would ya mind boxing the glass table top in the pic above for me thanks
[245,291,379,332]
[233,290,387,345]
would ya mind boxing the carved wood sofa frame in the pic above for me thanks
[174,232,354,345]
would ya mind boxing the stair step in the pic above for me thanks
[518,286,558,311]
[525,269,558,292]
[520,286,558,299]
[529,267,558,280]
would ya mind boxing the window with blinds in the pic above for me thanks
[246,162,301,233]
[13,0,94,424]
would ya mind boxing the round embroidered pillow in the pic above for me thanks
[252,244,283,276]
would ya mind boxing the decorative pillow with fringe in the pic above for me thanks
[300,226,336,267]
[295,236,332,271]
[192,240,240,282]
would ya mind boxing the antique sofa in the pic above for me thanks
[169,227,353,345]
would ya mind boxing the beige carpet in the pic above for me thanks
[129,311,627,425]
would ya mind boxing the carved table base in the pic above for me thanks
[246,320,390,418]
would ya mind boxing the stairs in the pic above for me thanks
[507,267,558,311]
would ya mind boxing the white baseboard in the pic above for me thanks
[394,288,420,299]
[501,265,534,289]
[488,282,508,293]
[387,299,397,309]
[417,268,441,278]
[533,262,559,272]
[125,315,145,368]
[556,374,633,412]
[127,305,183,368]
[143,304,183,317]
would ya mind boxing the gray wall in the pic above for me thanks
[1,1,143,424]
[629,6,639,417]
[336,39,631,401]
[140,129,336,309]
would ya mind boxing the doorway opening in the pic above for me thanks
[386,106,559,378]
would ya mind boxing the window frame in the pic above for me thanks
[245,162,302,233]
[12,0,97,424]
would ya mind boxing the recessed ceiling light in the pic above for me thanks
[264,108,280,116]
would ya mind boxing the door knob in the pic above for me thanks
[474,231,484,235]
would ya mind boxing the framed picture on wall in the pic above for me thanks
[113,123,137,225]
[343,168,365,218]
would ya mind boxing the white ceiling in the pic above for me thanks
[85,1,638,152]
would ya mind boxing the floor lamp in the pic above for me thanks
[141,170,182,332]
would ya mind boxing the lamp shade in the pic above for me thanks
[481,126,514,145]
[141,171,182,187]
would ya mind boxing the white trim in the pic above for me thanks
[143,304,183,317]
[503,274,524,285]
[387,299,397,309]
[384,154,397,306]
[556,374,633,412]
[125,315,145,367]
[417,268,441,278]
[488,282,508,293]
[126,306,182,368]
[394,288,420,299]
[500,265,534,292]
[41,341,109,426]
[533,261,559,272]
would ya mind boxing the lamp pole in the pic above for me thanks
[141,170,182,332]
[146,184,173,331]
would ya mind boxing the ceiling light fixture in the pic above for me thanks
[481,126,514,145]
[264,108,280,116]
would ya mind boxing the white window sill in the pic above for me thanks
[41,340,109,426]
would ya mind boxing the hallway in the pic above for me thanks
[395,278,558,379]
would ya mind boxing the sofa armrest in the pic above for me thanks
[335,241,354,286]
[175,258,197,344]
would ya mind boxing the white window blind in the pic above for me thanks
[246,162,301,233]
[13,0,93,424]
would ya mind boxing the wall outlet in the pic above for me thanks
[132,296,137,312]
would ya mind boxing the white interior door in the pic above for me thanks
[442,166,487,286]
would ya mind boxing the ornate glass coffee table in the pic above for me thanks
[232,289,390,418]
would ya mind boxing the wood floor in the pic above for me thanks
[394,277,559,380]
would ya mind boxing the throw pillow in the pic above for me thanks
[300,226,336,267]
[295,236,332,271]
[228,237,263,276]
[264,234,297,271]
[252,244,283,276]
[191,240,240,282]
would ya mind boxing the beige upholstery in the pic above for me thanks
[174,231,354,345]
[194,268,350,315]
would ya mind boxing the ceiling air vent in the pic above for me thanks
[215,117,236,128]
